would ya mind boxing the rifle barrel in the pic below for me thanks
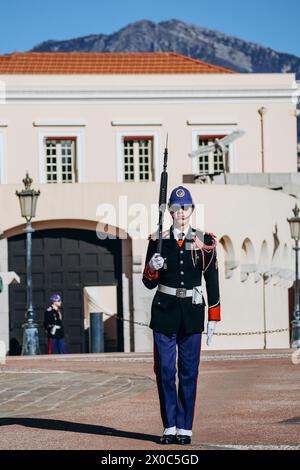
[157,135,169,254]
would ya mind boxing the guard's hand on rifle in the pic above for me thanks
[206,320,217,346]
[149,253,165,273]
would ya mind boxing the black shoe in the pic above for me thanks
[159,434,177,445]
[176,435,192,445]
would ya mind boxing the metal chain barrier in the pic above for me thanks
[99,311,289,336]
[212,328,289,336]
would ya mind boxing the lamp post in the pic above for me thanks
[16,172,40,355]
[287,204,300,348]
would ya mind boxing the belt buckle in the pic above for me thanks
[176,288,187,298]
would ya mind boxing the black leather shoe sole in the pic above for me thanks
[176,435,192,445]
[159,434,177,445]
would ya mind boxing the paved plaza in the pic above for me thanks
[0,349,299,450]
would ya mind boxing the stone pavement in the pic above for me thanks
[0,349,299,450]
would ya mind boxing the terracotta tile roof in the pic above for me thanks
[0,51,234,74]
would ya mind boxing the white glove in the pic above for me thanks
[149,253,165,272]
[206,321,217,346]
[50,325,61,335]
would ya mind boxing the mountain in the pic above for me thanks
[30,19,300,76]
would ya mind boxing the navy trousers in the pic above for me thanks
[47,338,65,354]
[153,329,202,430]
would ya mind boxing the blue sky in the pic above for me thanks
[1,0,299,57]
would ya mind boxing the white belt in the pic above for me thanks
[158,284,203,300]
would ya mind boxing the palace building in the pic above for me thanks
[0,51,298,353]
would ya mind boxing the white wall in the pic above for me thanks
[0,72,297,187]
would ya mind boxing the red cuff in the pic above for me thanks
[208,304,221,321]
[143,263,158,280]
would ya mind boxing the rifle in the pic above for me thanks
[157,134,168,255]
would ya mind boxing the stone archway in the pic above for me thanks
[4,220,133,355]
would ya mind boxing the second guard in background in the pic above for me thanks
[44,294,65,354]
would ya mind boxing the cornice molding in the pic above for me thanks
[2,87,299,103]
[187,118,238,125]
[33,120,87,127]
[111,120,163,126]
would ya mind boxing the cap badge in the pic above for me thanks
[176,188,185,198]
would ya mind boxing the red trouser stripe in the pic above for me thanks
[192,339,202,426]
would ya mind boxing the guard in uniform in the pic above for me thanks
[44,294,65,354]
[142,186,221,445]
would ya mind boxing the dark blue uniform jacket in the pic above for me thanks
[142,225,221,335]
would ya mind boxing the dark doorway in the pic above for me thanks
[288,281,298,344]
[8,228,123,355]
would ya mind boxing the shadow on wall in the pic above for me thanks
[9,337,22,355]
